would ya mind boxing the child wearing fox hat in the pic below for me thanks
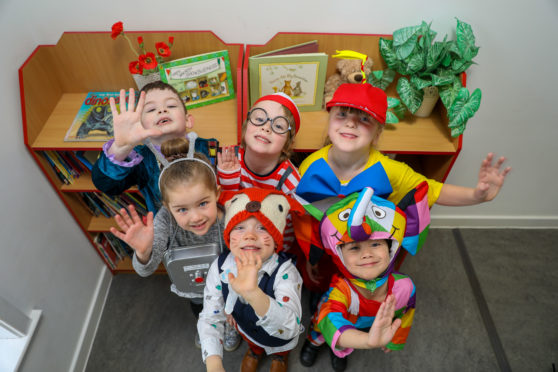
[298,183,431,371]
[198,188,305,372]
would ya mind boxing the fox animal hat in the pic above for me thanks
[254,92,301,134]
[223,188,304,252]
[326,83,388,124]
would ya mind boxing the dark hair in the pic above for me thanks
[141,81,187,114]
[159,137,218,205]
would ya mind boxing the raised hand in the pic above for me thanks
[228,251,262,300]
[367,294,402,349]
[108,88,163,161]
[473,153,512,202]
[217,145,241,172]
[110,204,154,263]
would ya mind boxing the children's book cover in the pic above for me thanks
[64,91,137,142]
[158,50,235,110]
[249,49,328,112]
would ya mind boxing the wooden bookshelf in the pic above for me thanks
[20,30,464,275]
[20,31,243,274]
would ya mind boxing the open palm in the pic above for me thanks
[110,89,162,150]
[474,153,511,202]
[110,204,154,262]
[367,294,402,348]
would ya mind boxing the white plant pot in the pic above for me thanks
[132,72,161,90]
[414,86,439,118]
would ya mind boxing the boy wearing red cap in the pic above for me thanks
[297,83,511,209]
[218,93,302,252]
[197,188,305,372]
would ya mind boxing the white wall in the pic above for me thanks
[1,0,556,371]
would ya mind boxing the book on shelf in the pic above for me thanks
[77,192,147,219]
[94,233,117,269]
[249,42,328,112]
[64,91,138,142]
[250,40,319,57]
[74,151,100,171]
[158,50,235,110]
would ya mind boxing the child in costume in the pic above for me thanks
[217,93,302,251]
[111,135,240,351]
[92,81,195,213]
[197,188,305,372]
[296,83,511,208]
[299,184,430,371]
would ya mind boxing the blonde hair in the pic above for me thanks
[241,104,296,162]
[159,138,218,206]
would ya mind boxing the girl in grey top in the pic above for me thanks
[111,136,240,351]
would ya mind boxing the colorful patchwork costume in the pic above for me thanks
[303,183,431,356]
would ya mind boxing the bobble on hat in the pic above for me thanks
[326,83,388,124]
[223,188,304,252]
[254,92,301,134]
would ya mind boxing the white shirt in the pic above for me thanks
[197,252,304,362]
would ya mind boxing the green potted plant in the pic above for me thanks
[379,18,482,137]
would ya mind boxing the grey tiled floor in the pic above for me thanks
[86,229,558,372]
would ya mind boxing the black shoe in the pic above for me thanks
[329,348,347,372]
[299,339,321,367]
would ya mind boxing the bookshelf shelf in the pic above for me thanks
[20,31,243,274]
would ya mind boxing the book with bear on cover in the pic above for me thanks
[158,50,235,109]
[64,91,138,142]
[249,42,328,112]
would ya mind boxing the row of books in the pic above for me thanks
[94,232,133,270]
[41,150,98,184]
[77,191,147,219]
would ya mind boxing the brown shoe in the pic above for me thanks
[241,349,262,372]
[269,353,288,372]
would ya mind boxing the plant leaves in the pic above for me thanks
[426,37,449,71]
[438,77,462,109]
[393,25,422,60]
[448,88,482,137]
[455,18,479,61]
[386,111,400,124]
[431,69,456,87]
[405,52,425,75]
[370,69,396,90]
[379,38,403,73]
[397,78,423,114]
[387,96,401,109]
[386,97,405,124]
[410,75,432,90]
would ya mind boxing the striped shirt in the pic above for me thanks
[217,147,301,251]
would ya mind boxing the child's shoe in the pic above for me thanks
[223,322,241,351]
[329,348,347,372]
[299,339,321,366]
[240,349,262,372]
[270,353,288,372]
[194,331,201,349]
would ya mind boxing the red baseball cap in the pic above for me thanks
[326,83,387,124]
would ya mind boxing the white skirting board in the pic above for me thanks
[69,266,112,372]
[430,215,558,229]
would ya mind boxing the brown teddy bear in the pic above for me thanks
[323,58,374,104]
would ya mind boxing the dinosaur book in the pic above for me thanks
[64,91,137,142]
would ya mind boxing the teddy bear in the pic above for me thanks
[323,57,374,104]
